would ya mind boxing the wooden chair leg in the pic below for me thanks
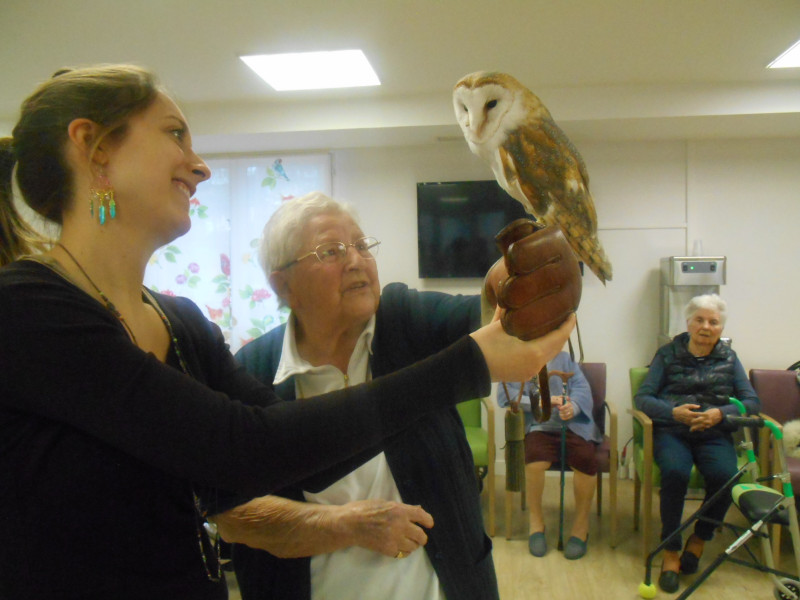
[487,460,496,537]
[609,412,619,548]
[643,461,654,563]
[772,523,782,565]
[633,473,641,530]
[610,467,618,548]
[505,490,514,540]
[596,472,603,515]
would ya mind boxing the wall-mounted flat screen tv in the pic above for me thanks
[417,180,528,278]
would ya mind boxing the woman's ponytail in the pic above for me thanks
[0,137,44,266]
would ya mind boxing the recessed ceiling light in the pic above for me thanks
[767,39,800,69]
[240,50,381,91]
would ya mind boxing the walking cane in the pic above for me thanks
[549,369,574,552]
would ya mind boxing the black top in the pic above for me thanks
[0,261,490,599]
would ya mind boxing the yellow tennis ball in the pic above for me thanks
[638,581,657,599]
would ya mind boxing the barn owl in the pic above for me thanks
[453,71,612,283]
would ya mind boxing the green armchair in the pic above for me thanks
[457,396,496,536]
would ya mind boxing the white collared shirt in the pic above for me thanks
[273,315,445,600]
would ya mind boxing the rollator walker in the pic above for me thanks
[637,397,800,600]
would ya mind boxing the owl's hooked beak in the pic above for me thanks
[461,114,484,142]
[463,118,488,144]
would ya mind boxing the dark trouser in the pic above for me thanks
[653,429,738,551]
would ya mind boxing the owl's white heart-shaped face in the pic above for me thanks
[451,71,613,283]
[453,83,522,150]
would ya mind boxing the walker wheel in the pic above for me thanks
[638,581,657,599]
[774,577,800,600]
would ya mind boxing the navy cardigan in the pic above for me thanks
[230,282,499,600]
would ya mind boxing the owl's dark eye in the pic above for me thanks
[486,99,498,109]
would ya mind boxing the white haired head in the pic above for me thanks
[259,192,360,306]
[684,293,727,327]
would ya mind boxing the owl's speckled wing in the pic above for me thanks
[498,117,612,283]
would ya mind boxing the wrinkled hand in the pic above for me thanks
[553,396,574,421]
[673,404,701,426]
[337,499,433,558]
[689,408,723,432]
[484,219,582,341]
[672,404,723,431]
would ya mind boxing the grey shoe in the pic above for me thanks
[563,535,588,560]
[528,531,547,557]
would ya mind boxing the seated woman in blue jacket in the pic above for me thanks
[634,294,759,594]
[498,352,601,560]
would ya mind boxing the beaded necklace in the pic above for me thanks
[141,288,222,582]
[56,242,138,345]
[45,245,222,582]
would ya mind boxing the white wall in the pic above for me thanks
[687,138,800,370]
[329,136,800,472]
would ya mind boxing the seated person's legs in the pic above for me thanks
[691,434,738,542]
[681,434,738,573]
[566,433,597,543]
[524,461,550,534]
[562,433,597,560]
[654,430,693,590]
[523,431,597,559]
[654,430,694,551]
[524,431,555,535]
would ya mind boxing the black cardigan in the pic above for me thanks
[0,263,490,599]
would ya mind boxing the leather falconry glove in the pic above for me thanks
[484,218,582,421]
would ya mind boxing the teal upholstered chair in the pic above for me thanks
[457,397,496,536]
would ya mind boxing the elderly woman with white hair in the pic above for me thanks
[210,192,578,600]
[635,294,760,593]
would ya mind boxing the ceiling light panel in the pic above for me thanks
[768,39,800,69]
[241,50,381,91]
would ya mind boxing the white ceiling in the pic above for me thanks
[2,0,800,151]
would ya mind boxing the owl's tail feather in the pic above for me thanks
[567,234,612,285]
[585,244,613,284]
[551,216,613,285]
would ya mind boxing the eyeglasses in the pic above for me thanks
[279,237,380,270]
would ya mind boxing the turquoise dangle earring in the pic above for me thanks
[90,173,116,225]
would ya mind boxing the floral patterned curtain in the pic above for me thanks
[144,154,331,353]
